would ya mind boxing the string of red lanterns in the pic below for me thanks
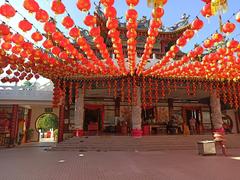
[125,0,139,75]
[137,3,166,75]
[101,0,127,74]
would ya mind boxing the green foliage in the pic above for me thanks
[36,114,58,132]
[53,129,58,138]
[22,81,33,88]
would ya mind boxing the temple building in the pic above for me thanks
[0,0,240,146]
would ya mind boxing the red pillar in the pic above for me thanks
[10,105,18,145]
[58,105,65,143]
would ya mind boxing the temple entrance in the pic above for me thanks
[84,105,104,135]
[183,107,203,134]
[36,113,58,142]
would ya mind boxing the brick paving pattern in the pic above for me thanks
[0,147,240,180]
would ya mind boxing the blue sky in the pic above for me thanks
[0,0,239,85]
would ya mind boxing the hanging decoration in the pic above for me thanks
[211,0,228,15]
[125,0,139,75]
[69,81,73,105]
[147,0,167,7]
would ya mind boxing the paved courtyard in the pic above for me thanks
[0,147,240,180]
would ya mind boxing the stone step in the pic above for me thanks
[51,134,240,152]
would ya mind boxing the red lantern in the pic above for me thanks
[236,12,240,23]
[195,46,204,55]
[100,0,114,7]
[84,15,96,27]
[77,0,91,12]
[126,9,138,20]
[106,18,118,29]
[20,51,29,58]
[44,22,56,34]
[12,46,21,54]
[31,32,43,42]
[222,21,236,34]
[0,4,16,18]
[170,45,179,54]
[152,7,164,18]
[126,0,139,6]
[69,27,80,38]
[35,9,49,23]
[51,0,65,14]
[6,69,12,75]
[19,19,32,32]
[12,34,24,45]
[35,74,40,79]
[227,39,239,49]
[104,6,117,18]
[62,16,74,29]
[201,0,211,3]
[59,52,68,60]
[89,27,101,37]
[212,33,223,43]
[191,17,204,31]
[43,40,53,49]
[52,32,64,43]
[0,24,10,36]
[176,37,187,47]
[23,0,40,13]
[1,42,12,51]
[59,38,70,48]
[201,3,212,18]
[183,29,195,39]
[51,46,61,56]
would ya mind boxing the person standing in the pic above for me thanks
[189,117,196,134]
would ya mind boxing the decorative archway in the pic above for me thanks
[35,113,58,142]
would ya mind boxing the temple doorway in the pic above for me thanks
[183,107,202,134]
[84,105,104,135]
[36,113,58,142]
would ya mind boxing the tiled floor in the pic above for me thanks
[0,147,239,180]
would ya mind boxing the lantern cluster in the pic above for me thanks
[137,5,165,75]
[83,14,117,74]
[101,0,127,74]
[125,0,139,75]
[144,17,204,76]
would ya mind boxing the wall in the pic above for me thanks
[29,105,59,142]
[225,109,237,133]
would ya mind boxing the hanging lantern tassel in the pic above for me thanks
[142,77,146,109]
[69,81,73,105]
[147,0,166,8]
[161,80,165,97]
[75,82,79,102]
[132,76,137,106]
[222,82,227,104]
[211,0,228,32]
[121,78,125,102]
[149,78,153,107]
[155,79,159,105]
[62,81,66,105]
[211,0,228,15]
[114,79,117,99]
[108,80,111,96]
[127,77,131,105]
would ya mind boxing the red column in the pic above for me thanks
[10,105,18,145]
[58,105,65,143]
